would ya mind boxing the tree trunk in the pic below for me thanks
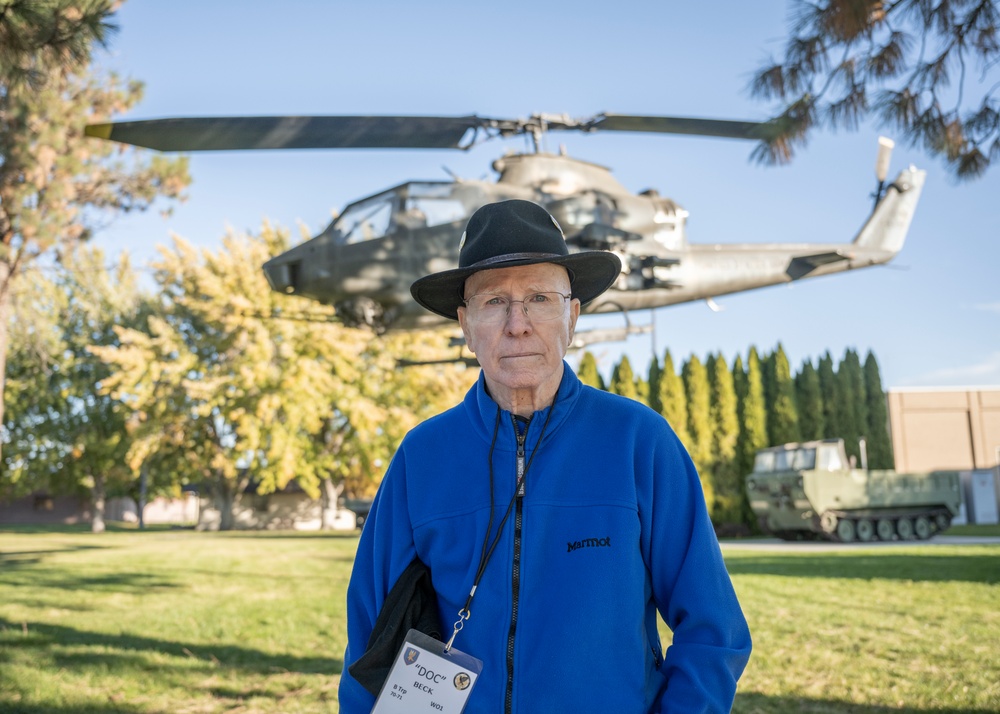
[320,477,344,530]
[217,479,234,531]
[138,462,148,530]
[91,472,106,533]
[216,471,250,531]
[0,259,12,467]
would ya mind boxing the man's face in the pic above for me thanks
[457,263,581,404]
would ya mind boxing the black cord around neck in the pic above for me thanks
[462,389,559,616]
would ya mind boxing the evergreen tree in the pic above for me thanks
[768,344,801,445]
[576,351,605,390]
[761,349,777,435]
[863,351,894,469]
[836,349,867,465]
[817,351,839,438]
[709,353,740,524]
[646,354,662,414]
[0,2,189,465]
[658,350,691,447]
[610,354,639,401]
[749,0,1000,180]
[635,374,650,407]
[682,354,715,510]
[733,354,747,406]
[795,359,825,441]
[0,0,116,89]
[735,349,768,527]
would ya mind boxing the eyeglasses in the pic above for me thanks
[463,291,571,324]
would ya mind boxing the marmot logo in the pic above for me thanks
[567,536,611,553]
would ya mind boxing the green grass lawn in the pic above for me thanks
[1,528,997,713]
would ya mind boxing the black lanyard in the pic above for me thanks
[444,391,558,651]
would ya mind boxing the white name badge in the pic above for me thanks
[372,629,482,714]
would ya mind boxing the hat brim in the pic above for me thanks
[410,251,622,321]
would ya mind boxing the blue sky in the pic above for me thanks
[95,1,1000,389]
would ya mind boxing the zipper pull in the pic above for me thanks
[514,416,527,497]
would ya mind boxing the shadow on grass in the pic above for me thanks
[212,531,360,540]
[0,616,342,675]
[0,545,108,569]
[735,692,995,713]
[0,703,146,714]
[0,569,178,595]
[726,552,999,584]
[0,523,181,534]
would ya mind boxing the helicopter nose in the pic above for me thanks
[263,254,301,294]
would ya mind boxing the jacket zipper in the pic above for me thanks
[505,419,526,714]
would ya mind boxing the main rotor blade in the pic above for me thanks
[85,115,485,151]
[584,113,780,141]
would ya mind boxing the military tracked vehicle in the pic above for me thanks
[746,439,962,542]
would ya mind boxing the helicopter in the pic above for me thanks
[86,113,925,335]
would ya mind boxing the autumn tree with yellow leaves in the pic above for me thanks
[95,224,474,529]
[3,248,154,531]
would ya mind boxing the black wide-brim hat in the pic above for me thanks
[410,199,622,320]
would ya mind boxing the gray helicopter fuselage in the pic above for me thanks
[262,152,924,330]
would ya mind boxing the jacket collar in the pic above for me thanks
[464,361,581,452]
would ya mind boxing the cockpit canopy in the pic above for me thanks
[330,182,482,245]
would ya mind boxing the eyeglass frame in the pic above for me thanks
[461,291,573,323]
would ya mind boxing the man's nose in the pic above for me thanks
[504,301,533,333]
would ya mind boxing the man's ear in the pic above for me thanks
[567,299,581,344]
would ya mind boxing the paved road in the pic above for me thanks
[719,535,1000,552]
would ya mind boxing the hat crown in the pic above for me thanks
[460,200,568,269]
[409,199,622,321]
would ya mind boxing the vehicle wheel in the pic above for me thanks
[820,511,839,534]
[876,518,895,541]
[935,513,951,531]
[835,518,856,543]
[896,518,914,540]
[856,518,875,542]
[914,516,932,540]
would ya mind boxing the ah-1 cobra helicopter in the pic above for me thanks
[87,113,925,338]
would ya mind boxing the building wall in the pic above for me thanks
[0,492,200,526]
[888,387,1000,471]
[106,494,200,525]
[0,493,92,525]
[196,492,357,531]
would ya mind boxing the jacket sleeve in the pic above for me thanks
[338,447,418,713]
[641,426,752,714]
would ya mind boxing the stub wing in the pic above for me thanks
[786,251,850,280]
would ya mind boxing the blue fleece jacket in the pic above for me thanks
[340,365,751,713]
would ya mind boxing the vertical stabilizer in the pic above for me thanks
[852,167,926,252]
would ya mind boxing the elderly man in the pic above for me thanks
[339,200,751,713]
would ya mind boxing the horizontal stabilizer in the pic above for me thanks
[786,251,849,280]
